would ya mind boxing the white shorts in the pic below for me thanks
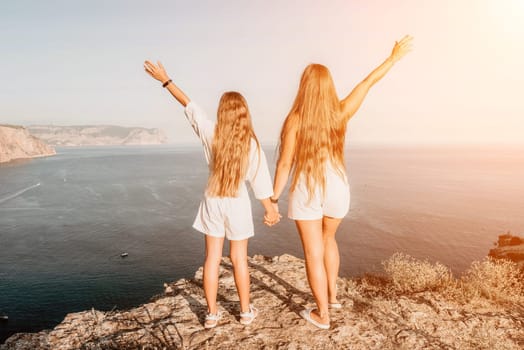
[288,166,350,220]
[193,184,254,241]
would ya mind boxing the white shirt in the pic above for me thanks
[184,101,273,200]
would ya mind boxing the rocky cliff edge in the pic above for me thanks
[2,253,523,350]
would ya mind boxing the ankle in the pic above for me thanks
[240,303,255,315]
[328,292,338,302]
[240,305,251,314]
[314,309,329,321]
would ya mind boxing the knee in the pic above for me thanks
[323,235,337,246]
[304,246,324,262]
[204,254,221,268]
[230,252,247,269]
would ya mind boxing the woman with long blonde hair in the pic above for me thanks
[271,36,413,329]
[144,61,280,328]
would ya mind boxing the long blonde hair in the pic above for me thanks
[207,91,259,197]
[279,64,346,199]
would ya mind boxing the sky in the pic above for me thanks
[1,0,523,146]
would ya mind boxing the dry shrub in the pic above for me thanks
[460,257,524,304]
[382,252,453,293]
[339,278,361,299]
[453,320,523,350]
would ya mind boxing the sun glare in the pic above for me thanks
[489,0,524,34]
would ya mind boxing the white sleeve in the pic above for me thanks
[246,140,274,199]
[184,101,215,164]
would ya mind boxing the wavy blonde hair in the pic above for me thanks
[279,64,346,199]
[207,91,259,197]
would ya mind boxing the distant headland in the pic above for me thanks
[27,125,168,147]
[0,124,169,163]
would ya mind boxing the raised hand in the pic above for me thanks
[144,60,170,84]
[143,60,189,105]
[390,35,413,63]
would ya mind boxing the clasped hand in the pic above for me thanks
[264,203,281,227]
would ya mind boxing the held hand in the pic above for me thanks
[264,205,282,227]
[144,60,170,84]
[390,35,413,63]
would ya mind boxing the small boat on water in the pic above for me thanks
[120,252,129,258]
[0,315,8,321]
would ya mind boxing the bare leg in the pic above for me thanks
[203,235,224,321]
[229,239,251,318]
[322,216,342,304]
[296,219,330,325]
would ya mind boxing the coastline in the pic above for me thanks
[0,152,56,164]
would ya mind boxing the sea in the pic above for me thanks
[1,145,524,342]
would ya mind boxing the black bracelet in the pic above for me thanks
[162,79,172,88]
[270,197,278,204]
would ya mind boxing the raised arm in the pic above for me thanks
[144,60,190,107]
[340,35,413,123]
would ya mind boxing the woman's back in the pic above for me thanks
[184,100,273,200]
[280,64,347,198]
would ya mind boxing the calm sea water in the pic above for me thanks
[1,145,524,342]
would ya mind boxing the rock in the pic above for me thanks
[0,331,50,350]
[2,254,523,349]
[0,125,56,163]
[489,233,524,269]
[27,125,168,146]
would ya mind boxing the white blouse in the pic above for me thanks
[184,101,273,200]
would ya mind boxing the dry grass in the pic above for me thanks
[460,257,524,304]
[382,252,453,293]
[382,252,524,306]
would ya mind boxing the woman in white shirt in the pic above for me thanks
[144,60,280,328]
[271,36,413,329]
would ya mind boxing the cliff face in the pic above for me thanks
[27,125,168,146]
[0,125,56,163]
[2,254,523,350]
